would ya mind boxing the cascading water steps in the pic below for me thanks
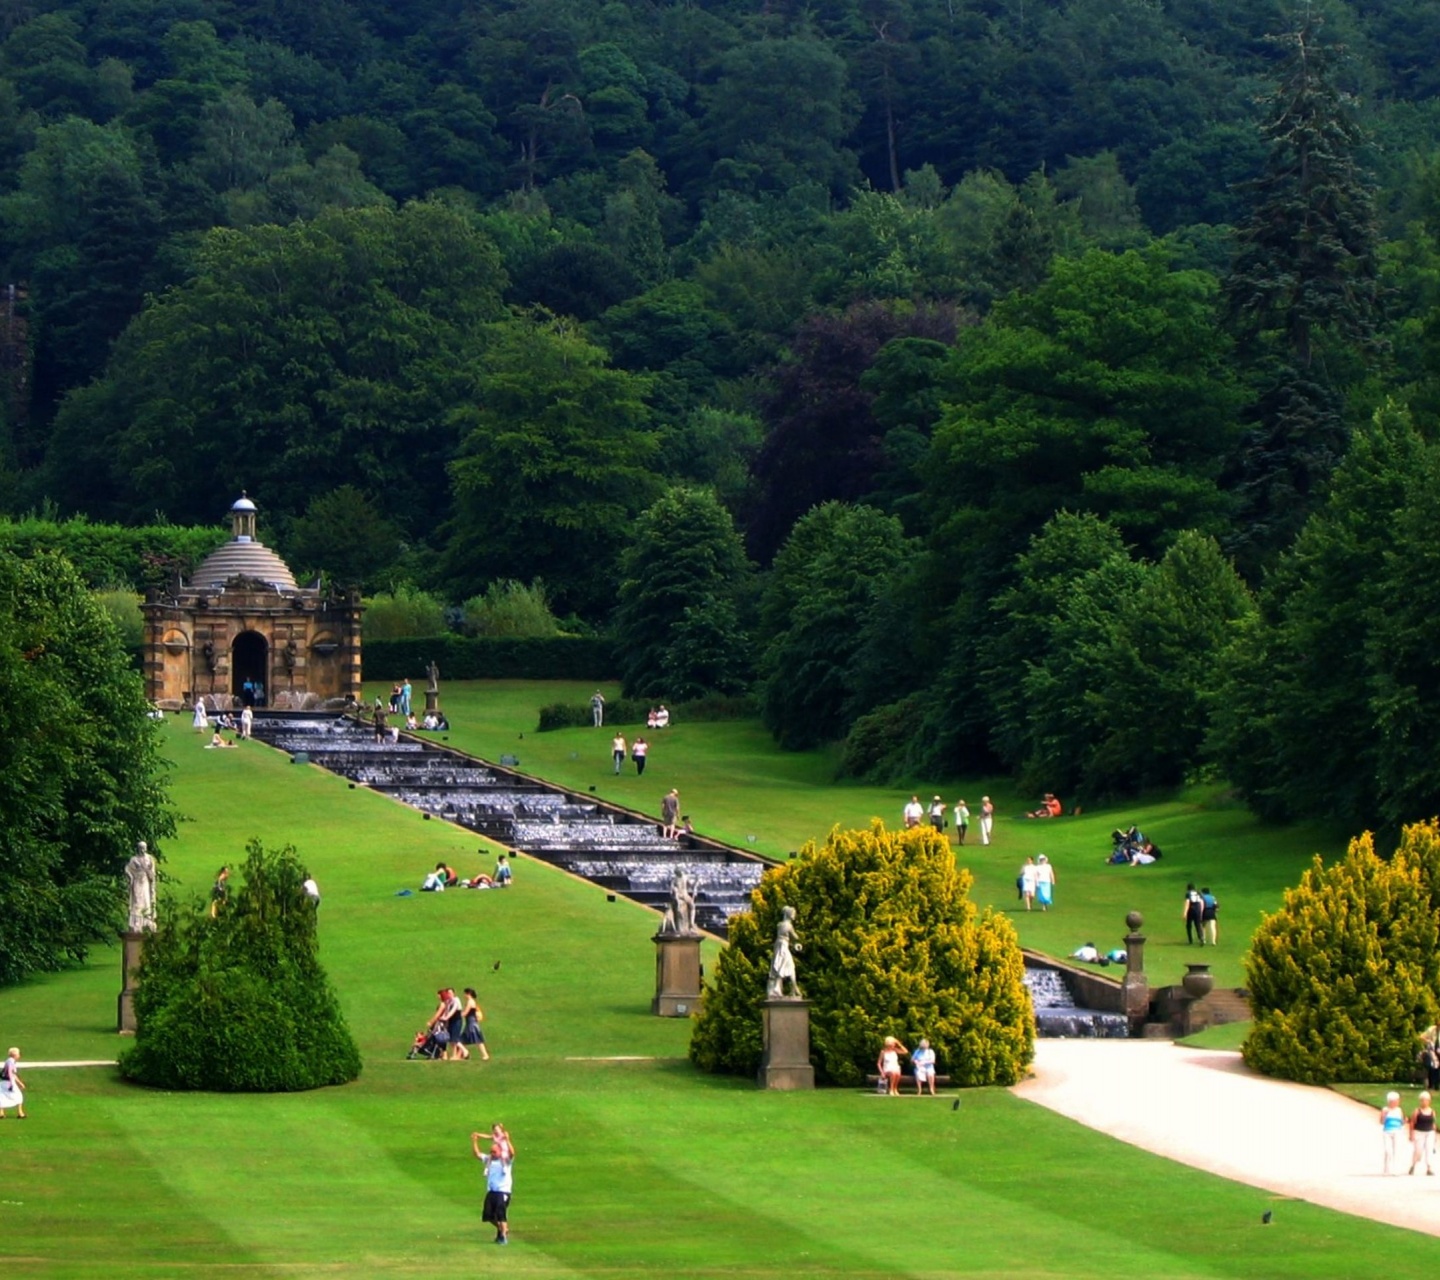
[249,711,771,936]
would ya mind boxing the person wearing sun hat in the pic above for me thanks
[877,1035,909,1096]
[1034,854,1056,911]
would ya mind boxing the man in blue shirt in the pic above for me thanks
[472,1128,515,1244]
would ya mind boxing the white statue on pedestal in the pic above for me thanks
[125,841,157,933]
[766,905,803,999]
[660,869,699,936]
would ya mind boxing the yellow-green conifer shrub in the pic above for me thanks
[1244,823,1440,1084]
[690,821,1034,1086]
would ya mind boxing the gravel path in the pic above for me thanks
[1015,1039,1440,1237]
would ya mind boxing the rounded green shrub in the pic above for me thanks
[1244,823,1440,1084]
[690,821,1034,1086]
[120,839,361,1092]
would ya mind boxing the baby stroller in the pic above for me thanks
[407,1027,447,1060]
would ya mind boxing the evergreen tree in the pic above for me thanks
[1209,403,1425,827]
[121,838,361,1091]
[612,487,754,699]
[1224,20,1382,567]
[690,822,1033,1087]
[757,502,914,750]
[0,551,175,985]
[1245,824,1440,1085]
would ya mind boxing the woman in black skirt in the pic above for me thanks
[459,987,490,1061]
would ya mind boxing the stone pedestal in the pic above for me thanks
[1120,910,1149,1030]
[758,998,815,1090]
[425,689,439,715]
[652,933,702,1017]
[117,930,147,1034]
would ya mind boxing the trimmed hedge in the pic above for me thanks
[0,517,225,588]
[538,693,757,731]
[363,635,616,682]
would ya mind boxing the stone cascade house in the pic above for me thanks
[142,495,363,710]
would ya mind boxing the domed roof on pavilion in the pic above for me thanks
[191,494,299,591]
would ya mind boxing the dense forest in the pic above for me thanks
[4,0,1440,831]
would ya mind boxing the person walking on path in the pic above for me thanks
[632,736,648,776]
[661,788,680,839]
[903,795,923,829]
[1200,887,1219,945]
[611,732,627,775]
[192,698,209,732]
[591,691,605,727]
[928,796,946,834]
[1034,854,1056,911]
[1383,1092,1408,1174]
[953,799,970,846]
[1019,857,1037,910]
[459,987,490,1062]
[1183,883,1205,945]
[239,705,253,740]
[979,796,994,845]
[1421,1039,1440,1091]
[472,1128,515,1244]
[0,1046,25,1118]
[1410,1092,1437,1175]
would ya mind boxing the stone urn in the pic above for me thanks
[1182,963,1214,1001]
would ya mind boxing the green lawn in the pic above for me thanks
[1179,1020,1253,1052]
[399,680,1348,989]
[0,692,1418,1278]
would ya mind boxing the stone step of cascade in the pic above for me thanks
[248,710,776,937]
[1195,987,1251,1025]
[1023,964,1131,1039]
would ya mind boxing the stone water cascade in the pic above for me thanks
[249,712,771,935]
[1024,965,1132,1038]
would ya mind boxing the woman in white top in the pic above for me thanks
[192,698,209,731]
[877,1036,909,1096]
[1019,857,1038,911]
[0,1046,26,1118]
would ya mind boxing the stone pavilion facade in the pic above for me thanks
[141,495,363,709]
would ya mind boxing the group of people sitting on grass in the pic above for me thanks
[1107,826,1162,865]
[646,705,671,729]
[1070,942,1129,966]
[421,854,513,892]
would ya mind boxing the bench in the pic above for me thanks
[864,1074,954,1089]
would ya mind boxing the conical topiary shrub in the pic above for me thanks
[120,839,360,1091]
[690,821,1034,1086]
[1244,823,1440,1084]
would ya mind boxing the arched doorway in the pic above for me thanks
[232,631,269,705]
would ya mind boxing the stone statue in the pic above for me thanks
[660,869,699,936]
[766,905,803,999]
[426,660,440,693]
[125,841,158,933]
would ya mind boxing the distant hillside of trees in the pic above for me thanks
[5,1,1440,829]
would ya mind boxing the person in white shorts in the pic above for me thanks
[911,1039,937,1096]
